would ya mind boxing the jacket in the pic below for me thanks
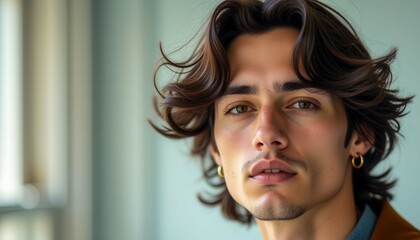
[370,200,420,239]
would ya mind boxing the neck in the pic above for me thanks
[256,171,358,240]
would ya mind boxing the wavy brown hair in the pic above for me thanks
[150,0,413,224]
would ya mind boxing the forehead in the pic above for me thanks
[222,27,338,98]
[227,27,299,73]
[226,28,305,90]
[226,28,300,86]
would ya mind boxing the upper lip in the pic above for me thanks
[249,159,297,177]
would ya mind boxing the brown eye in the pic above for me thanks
[289,100,318,110]
[235,105,248,113]
[226,105,252,115]
[298,101,312,109]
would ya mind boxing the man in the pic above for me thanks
[151,0,420,239]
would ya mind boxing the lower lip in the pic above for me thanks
[250,173,296,184]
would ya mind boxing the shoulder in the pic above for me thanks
[370,200,420,240]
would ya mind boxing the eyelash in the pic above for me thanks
[224,104,254,115]
[288,98,319,111]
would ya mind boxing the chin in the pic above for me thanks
[251,202,305,221]
[248,192,306,221]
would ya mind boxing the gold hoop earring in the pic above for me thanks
[217,166,224,178]
[352,154,364,169]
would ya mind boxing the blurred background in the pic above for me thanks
[0,0,419,239]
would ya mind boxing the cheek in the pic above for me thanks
[215,124,250,161]
[300,125,350,194]
[293,119,349,165]
[295,112,347,150]
[214,125,250,202]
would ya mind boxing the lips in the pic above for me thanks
[249,159,297,177]
[249,159,297,184]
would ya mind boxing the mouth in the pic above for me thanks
[261,168,284,174]
[249,159,297,176]
[249,159,297,184]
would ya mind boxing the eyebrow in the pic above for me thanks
[221,80,307,97]
[275,81,307,92]
[222,85,257,95]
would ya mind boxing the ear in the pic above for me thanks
[210,142,222,166]
[348,127,374,158]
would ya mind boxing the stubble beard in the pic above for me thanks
[252,203,305,221]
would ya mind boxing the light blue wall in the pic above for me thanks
[91,0,156,239]
[149,0,420,239]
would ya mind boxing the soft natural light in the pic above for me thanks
[0,0,22,206]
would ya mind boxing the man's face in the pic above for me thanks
[211,28,367,221]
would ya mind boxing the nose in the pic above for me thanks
[252,106,288,151]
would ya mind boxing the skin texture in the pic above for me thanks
[210,28,373,240]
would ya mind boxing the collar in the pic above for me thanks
[347,204,377,240]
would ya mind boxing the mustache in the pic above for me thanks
[241,150,306,173]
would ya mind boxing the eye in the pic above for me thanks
[289,100,319,110]
[225,104,253,115]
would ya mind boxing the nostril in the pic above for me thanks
[256,142,264,148]
[255,140,283,149]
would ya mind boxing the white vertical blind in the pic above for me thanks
[0,0,22,207]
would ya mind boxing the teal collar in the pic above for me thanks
[347,204,377,240]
